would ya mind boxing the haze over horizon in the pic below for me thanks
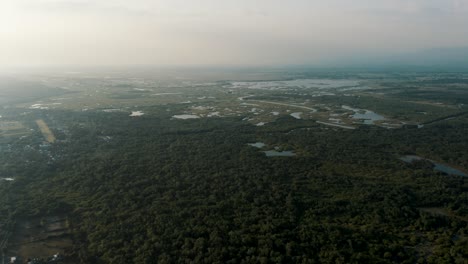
[2,0,468,68]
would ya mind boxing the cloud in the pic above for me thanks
[16,0,155,17]
[1,0,468,67]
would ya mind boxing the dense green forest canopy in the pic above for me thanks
[1,71,467,263]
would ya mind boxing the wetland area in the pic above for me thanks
[1,69,467,263]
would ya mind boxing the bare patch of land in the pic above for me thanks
[5,215,75,263]
[0,121,29,137]
[36,119,56,143]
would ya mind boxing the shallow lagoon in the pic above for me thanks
[230,79,361,90]
[401,155,467,177]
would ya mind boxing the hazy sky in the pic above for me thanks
[1,0,468,67]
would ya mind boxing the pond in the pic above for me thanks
[342,105,385,124]
[248,143,295,157]
[172,114,200,119]
[290,112,302,119]
[129,111,144,117]
[400,155,467,177]
[1,178,14,181]
[433,163,467,177]
[263,150,296,157]
[247,142,266,148]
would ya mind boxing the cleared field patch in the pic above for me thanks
[36,119,56,143]
[5,215,75,263]
[0,121,30,137]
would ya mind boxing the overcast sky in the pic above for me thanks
[1,0,468,67]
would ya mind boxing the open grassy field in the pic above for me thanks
[0,121,30,138]
[5,215,74,263]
